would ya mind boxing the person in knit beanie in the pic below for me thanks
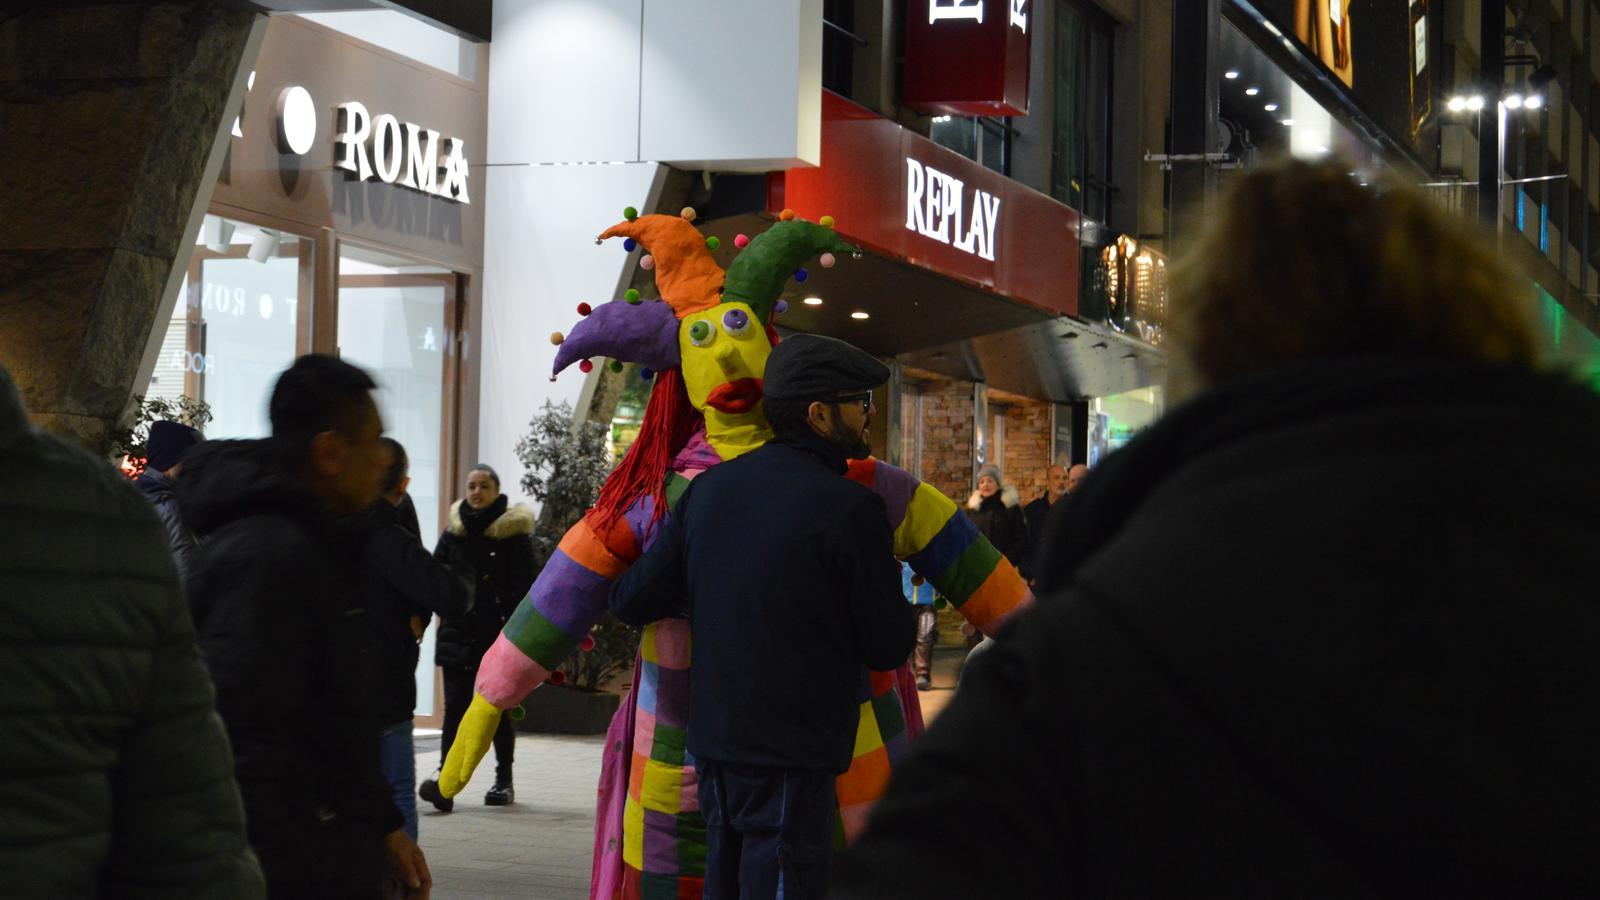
[134,421,204,585]
[964,463,1029,570]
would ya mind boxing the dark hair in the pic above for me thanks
[469,463,500,489]
[763,396,816,440]
[268,354,378,463]
[380,437,409,496]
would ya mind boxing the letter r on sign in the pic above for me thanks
[336,101,372,180]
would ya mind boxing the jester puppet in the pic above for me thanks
[437,207,1033,898]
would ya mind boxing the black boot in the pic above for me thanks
[418,774,454,813]
[484,767,514,806]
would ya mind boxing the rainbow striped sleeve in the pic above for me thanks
[475,494,656,709]
[846,457,1033,636]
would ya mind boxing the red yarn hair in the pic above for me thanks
[591,366,703,530]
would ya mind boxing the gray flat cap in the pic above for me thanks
[763,333,889,400]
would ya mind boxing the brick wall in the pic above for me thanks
[914,377,974,502]
[1002,400,1053,505]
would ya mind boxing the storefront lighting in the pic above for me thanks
[1281,119,1295,127]
[1525,95,1544,110]
[1245,87,1259,96]
[1224,70,1240,80]
[1505,93,1524,110]
[202,216,235,253]
[1263,103,1278,112]
[850,311,870,320]
[1465,95,1486,112]
[803,296,824,306]
[1447,96,1467,112]
[247,228,279,264]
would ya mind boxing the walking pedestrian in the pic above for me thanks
[1020,462,1085,583]
[0,364,264,897]
[182,354,431,898]
[419,464,535,811]
[903,563,938,691]
[833,158,1600,897]
[133,419,203,585]
[610,332,915,900]
[363,438,472,838]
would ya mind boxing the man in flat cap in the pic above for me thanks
[611,333,915,900]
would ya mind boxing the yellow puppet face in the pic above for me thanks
[679,301,772,417]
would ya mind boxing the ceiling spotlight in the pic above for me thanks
[803,296,823,306]
[247,228,279,264]
[1530,63,1558,90]
[1224,69,1240,79]
[1281,118,1295,126]
[1245,87,1260,96]
[1505,93,1524,109]
[1264,103,1279,112]
[1447,96,1467,112]
[1526,94,1544,109]
[1465,95,1486,111]
[850,311,870,320]
[202,215,235,253]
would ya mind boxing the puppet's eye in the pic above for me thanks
[688,319,715,346]
[722,308,753,339]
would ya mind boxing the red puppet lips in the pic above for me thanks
[705,378,764,414]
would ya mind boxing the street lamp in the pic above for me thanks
[1446,91,1543,239]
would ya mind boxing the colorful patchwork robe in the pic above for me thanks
[474,430,1032,900]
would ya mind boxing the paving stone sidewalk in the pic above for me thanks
[410,646,970,898]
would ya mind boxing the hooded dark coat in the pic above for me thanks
[134,467,200,585]
[0,368,264,898]
[181,439,401,897]
[431,496,536,670]
[834,358,1600,898]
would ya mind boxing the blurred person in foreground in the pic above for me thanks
[133,419,203,585]
[182,355,430,898]
[363,438,472,839]
[830,158,1600,897]
[0,365,264,897]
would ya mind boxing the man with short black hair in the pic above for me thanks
[362,437,472,839]
[182,354,432,898]
[610,333,915,900]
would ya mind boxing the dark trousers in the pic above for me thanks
[697,760,837,900]
[440,665,516,776]
[912,606,938,679]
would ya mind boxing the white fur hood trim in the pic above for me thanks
[1001,486,1021,508]
[446,499,536,539]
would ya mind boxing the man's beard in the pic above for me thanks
[827,416,871,459]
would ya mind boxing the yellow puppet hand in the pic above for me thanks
[439,692,506,798]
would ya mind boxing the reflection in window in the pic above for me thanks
[930,116,1013,175]
[145,215,307,440]
[1051,2,1114,220]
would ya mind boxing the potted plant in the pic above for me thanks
[512,400,638,735]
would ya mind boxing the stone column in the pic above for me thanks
[0,2,264,449]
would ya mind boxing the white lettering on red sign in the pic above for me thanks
[1011,0,1028,32]
[335,100,470,204]
[929,0,983,25]
[904,158,1000,261]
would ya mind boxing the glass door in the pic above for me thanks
[336,242,460,719]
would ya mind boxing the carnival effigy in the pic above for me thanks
[437,207,1033,899]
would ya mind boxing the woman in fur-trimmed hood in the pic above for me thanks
[965,463,1030,571]
[428,463,536,808]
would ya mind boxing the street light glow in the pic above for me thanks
[1465,95,1486,111]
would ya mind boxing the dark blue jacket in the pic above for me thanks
[610,431,915,773]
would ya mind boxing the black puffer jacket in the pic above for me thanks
[965,488,1030,569]
[181,439,401,897]
[360,499,472,726]
[835,358,1600,898]
[432,496,536,670]
[0,367,263,898]
[134,467,200,585]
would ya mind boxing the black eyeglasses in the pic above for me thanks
[827,392,873,415]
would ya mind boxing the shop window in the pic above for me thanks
[1051,0,1114,220]
[931,116,1013,176]
[144,215,310,438]
[822,0,858,99]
